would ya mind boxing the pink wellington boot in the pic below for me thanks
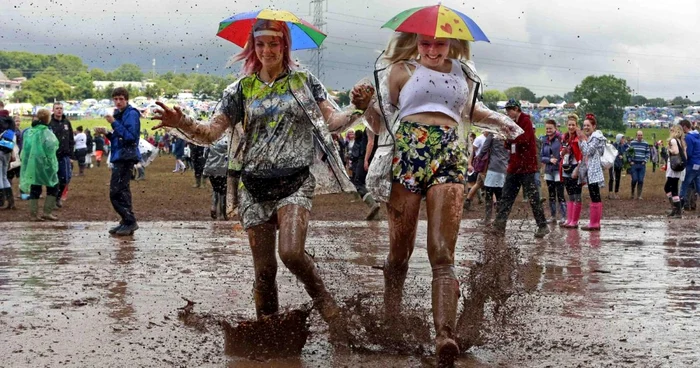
[581,202,602,231]
[569,201,583,229]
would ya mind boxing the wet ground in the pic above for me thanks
[1,219,699,367]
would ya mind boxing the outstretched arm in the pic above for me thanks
[153,102,232,146]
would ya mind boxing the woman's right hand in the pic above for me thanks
[152,102,184,130]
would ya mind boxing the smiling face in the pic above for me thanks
[417,34,450,68]
[583,119,595,134]
[254,35,284,70]
[545,123,556,136]
[567,119,578,134]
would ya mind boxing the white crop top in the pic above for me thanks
[397,59,469,124]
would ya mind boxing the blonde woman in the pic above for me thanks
[153,19,373,335]
[362,31,521,364]
[665,124,685,218]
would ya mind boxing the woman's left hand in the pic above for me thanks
[576,129,587,141]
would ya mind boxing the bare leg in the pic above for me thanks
[426,183,464,366]
[247,222,278,318]
[384,183,422,319]
[277,205,340,323]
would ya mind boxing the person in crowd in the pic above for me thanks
[608,134,628,199]
[172,137,186,173]
[85,128,94,169]
[332,133,346,165]
[161,132,171,155]
[492,99,549,238]
[560,114,584,228]
[98,87,142,236]
[679,119,700,210]
[629,130,651,200]
[152,19,370,338]
[0,102,17,209]
[464,131,487,210]
[478,132,509,225]
[651,140,659,173]
[20,109,59,221]
[540,119,566,224]
[203,134,229,220]
[4,115,22,205]
[665,125,686,218]
[577,114,606,231]
[48,102,74,208]
[73,126,88,176]
[94,133,105,167]
[189,142,207,188]
[349,129,381,220]
[362,30,521,365]
[345,129,356,174]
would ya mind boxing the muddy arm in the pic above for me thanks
[173,114,232,146]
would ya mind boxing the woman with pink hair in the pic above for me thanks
[153,19,374,334]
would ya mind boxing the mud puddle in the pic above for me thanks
[1,219,699,367]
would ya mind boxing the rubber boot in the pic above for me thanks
[581,202,602,231]
[636,183,644,200]
[210,191,218,220]
[548,201,557,223]
[481,200,493,225]
[42,196,59,221]
[560,202,574,227]
[383,259,409,322]
[668,200,682,218]
[192,176,202,188]
[631,182,636,200]
[219,193,228,220]
[558,201,567,225]
[569,202,583,228]
[363,193,381,221]
[432,266,460,367]
[29,199,43,221]
[0,188,4,208]
[4,188,15,209]
[253,283,279,318]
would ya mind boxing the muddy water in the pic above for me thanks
[1,219,699,367]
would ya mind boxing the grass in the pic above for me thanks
[17,117,164,134]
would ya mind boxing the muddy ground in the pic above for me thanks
[1,155,699,367]
[0,155,696,223]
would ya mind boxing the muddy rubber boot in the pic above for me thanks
[668,201,682,218]
[383,259,409,322]
[630,183,636,200]
[0,188,4,208]
[480,200,493,225]
[210,191,218,220]
[4,188,15,209]
[219,193,228,220]
[558,201,567,225]
[253,283,279,318]
[363,193,381,221]
[29,199,44,221]
[42,196,59,221]
[432,266,460,368]
[192,176,202,188]
[636,183,644,200]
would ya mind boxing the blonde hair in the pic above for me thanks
[383,32,471,64]
[36,108,50,124]
[668,125,684,148]
[567,114,579,123]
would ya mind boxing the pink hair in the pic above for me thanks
[231,20,297,75]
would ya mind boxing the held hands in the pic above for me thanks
[350,83,375,111]
[549,157,558,164]
[152,101,185,130]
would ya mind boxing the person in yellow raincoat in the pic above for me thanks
[20,108,60,221]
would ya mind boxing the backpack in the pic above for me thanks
[0,129,15,153]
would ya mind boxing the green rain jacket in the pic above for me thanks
[20,124,59,192]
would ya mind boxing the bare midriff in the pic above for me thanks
[400,111,458,128]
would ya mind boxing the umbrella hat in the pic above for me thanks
[382,4,489,42]
[217,9,326,51]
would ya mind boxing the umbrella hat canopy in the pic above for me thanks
[217,9,326,51]
[382,4,489,42]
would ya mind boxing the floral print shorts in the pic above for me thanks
[392,121,467,195]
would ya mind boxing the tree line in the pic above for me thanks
[0,51,236,104]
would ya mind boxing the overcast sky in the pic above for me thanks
[2,0,699,99]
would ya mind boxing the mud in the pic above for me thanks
[1,157,697,224]
[1,220,699,367]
